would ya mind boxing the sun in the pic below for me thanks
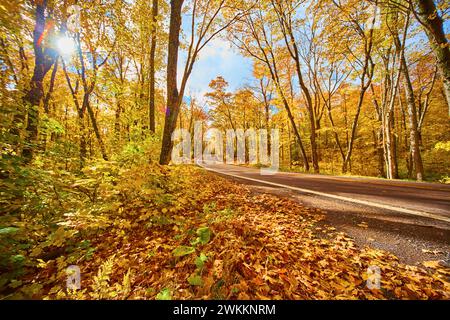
[57,36,76,55]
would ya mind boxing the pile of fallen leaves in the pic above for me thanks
[10,165,450,299]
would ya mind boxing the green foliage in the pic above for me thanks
[0,227,19,235]
[113,135,162,166]
[0,157,133,296]
[172,246,196,257]
[195,253,208,269]
[155,288,172,300]
[203,202,216,214]
[187,274,204,286]
[191,227,212,246]
[40,115,65,135]
[188,252,208,286]
[0,157,206,297]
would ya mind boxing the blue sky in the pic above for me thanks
[184,39,253,101]
[178,15,253,105]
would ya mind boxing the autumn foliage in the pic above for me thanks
[1,161,448,299]
[0,0,449,301]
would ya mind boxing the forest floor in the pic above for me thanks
[1,164,449,300]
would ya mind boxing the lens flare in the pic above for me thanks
[57,36,76,55]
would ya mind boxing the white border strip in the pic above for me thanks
[202,166,450,224]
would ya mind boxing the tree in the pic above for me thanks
[160,0,184,165]
[229,3,310,171]
[410,0,450,111]
[328,0,376,173]
[149,0,159,133]
[270,0,320,173]
[21,0,58,163]
[205,76,236,131]
[61,0,117,164]
[0,0,447,184]
[160,0,248,164]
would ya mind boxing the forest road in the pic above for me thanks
[201,163,450,265]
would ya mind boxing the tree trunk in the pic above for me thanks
[385,110,399,179]
[325,101,346,167]
[414,0,450,111]
[22,0,57,163]
[263,97,270,155]
[401,56,424,181]
[62,59,87,168]
[266,58,309,171]
[292,51,319,173]
[392,9,423,180]
[342,87,369,173]
[376,129,386,177]
[79,115,87,168]
[41,57,59,151]
[115,99,122,141]
[278,9,319,173]
[84,97,108,161]
[159,0,184,165]
[149,0,158,133]
[43,57,58,114]
[342,49,374,173]
[286,106,309,171]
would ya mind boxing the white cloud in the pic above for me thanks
[198,38,235,61]
[179,38,253,106]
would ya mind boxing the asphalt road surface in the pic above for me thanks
[201,163,450,265]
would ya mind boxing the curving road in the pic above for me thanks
[201,163,450,264]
